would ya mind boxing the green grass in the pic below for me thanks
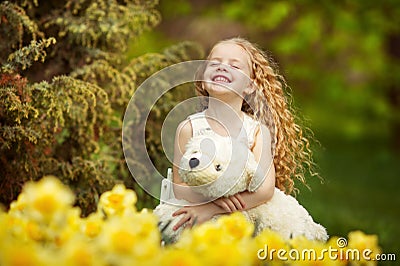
[296,136,399,262]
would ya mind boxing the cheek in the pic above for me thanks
[202,168,218,183]
[202,67,213,81]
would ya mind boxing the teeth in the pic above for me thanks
[213,76,230,83]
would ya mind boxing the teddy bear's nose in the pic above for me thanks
[189,158,200,168]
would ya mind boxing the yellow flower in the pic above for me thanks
[97,212,160,265]
[21,176,75,223]
[160,248,202,266]
[81,211,104,238]
[60,237,104,266]
[217,212,254,241]
[204,241,254,266]
[9,192,27,214]
[177,221,221,252]
[98,184,137,217]
[0,240,44,266]
[53,207,82,247]
[175,213,254,265]
[26,220,45,242]
[178,212,253,253]
[347,231,381,265]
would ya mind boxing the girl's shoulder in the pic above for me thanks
[176,117,193,139]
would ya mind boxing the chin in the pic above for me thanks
[205,83,235,95]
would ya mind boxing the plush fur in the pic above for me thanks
[154,134,328,243]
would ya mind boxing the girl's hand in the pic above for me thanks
[212,194,246,213]
[172,203,221,231]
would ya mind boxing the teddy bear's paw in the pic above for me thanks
[311,223,329,242]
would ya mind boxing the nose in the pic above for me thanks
[217,63,228,72]
[189,158,200,169]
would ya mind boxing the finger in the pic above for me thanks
[228,196,242,210]
[225,198,237,212]
[218,199,233,213]
[173,215,190,231]
[172,208,187,217]
[213,199,225,209]
[229,195,245,210]
[233,194,246,209]
[214,199,233,213]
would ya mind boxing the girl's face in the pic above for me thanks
[202,42,253,97]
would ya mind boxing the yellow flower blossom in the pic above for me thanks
[98,184,137,217]
[176,213,254,266]
[97,212,160,265]
[0,178,385,266]
[60,237,104,266]
[53,207,82,247]
[26,220,45,242]
[160,248,202,266]
[0,240,44,266]
[9,192,27,214]
[21,176,75,223]
[217,212,254,241]
[347,231,381,266]
[81,211,104,238]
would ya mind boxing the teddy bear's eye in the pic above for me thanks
[215,164,222,171]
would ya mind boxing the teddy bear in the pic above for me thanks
[153,134,328,243]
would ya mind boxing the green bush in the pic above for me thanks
[0,0,203,215]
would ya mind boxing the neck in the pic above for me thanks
[207,96,243,118]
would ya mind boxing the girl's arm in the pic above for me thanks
[172,120,209,203]
[171,120,226,230]
[213,124,276,212]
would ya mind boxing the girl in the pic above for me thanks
[171,37,318,231]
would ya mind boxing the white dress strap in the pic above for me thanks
[187,111,212,137]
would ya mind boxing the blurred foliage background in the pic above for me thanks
[1,0,399,260]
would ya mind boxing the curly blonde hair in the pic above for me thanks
[195,37,320,194]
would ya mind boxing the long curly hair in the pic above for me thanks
[195,37,320,194]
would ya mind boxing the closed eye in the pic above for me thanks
[209,61,220,67]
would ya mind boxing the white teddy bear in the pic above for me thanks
[153,134,328,243]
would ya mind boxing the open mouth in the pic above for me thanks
[212,75,231,83]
